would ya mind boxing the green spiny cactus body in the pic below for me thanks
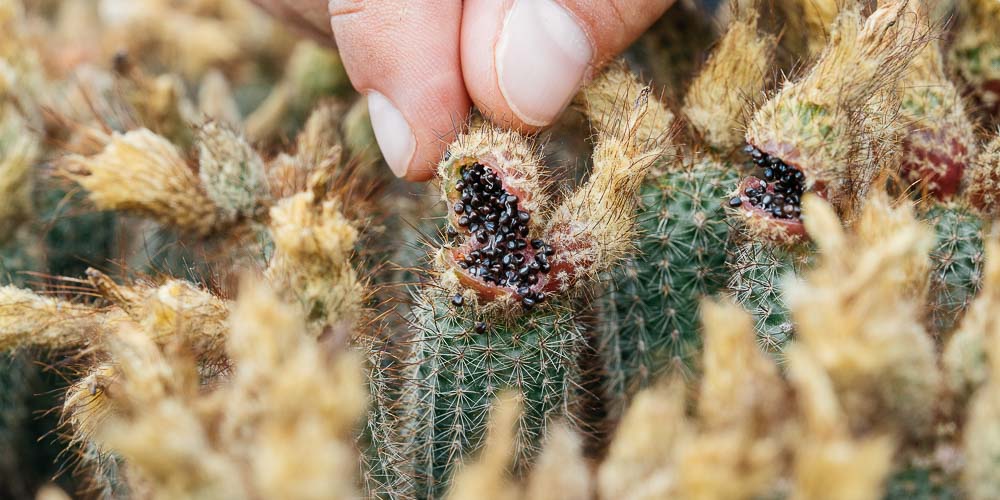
[924,204,986,337]
[400,289,586,499]
[600,159,739,408]
[885,464,961,500]
[727,241,812,356]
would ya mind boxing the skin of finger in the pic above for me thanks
[461,0,674,133]
[249,0,335,41]
[330,0,470,181]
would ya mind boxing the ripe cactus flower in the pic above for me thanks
[740,2,929,244]
[436,65,672,313]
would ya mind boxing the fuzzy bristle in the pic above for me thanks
[266,190,363,337]
[746,1,930,219]
[196,121,268,221]
[544,75,669,291]
[0,286,104,352]
[683,9,776,152]
[58,129,227,237]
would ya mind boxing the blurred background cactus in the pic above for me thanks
[3,0,1000,499]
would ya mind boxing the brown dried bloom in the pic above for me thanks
[0,286,104,352]
[266,186,363,337]
[87,278,366,499]
[787,193,939,438]
[785,346,895,500]
[58,128,228,237]
[683,7,776,152]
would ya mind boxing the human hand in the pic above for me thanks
[253,0,674,181]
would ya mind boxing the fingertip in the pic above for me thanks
[331,0,468,181]
[463,0,672,131]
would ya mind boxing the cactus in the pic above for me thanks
[401,289,586,499]
[389,65,669,497]
[924,204,986,337]
[896,3,977,199]
[600,156,739,403]
[727,240,812,356]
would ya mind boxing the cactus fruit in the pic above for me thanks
[896,3,977,199]
[741,2,928,242]
[600,156,740,401]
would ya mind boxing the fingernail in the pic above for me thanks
[367,91,416,178]
[496,0,593,127]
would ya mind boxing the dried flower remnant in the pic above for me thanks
[785,346,895,500]
[674,299,787,500]
[740,2,928,243]
[597,381,688,499]
[543,75,670,293]
[683,8,776,152]
[266,183,363,337]
[0,286,104,352]
[0,106,39,241]
[81,279,367,499]
[787,194,939,438]
[962,291,1000,500]
[85,269,231,369]
[58,129,228,237]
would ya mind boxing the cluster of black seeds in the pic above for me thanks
[450,162,553,309]
[729,145,806,220]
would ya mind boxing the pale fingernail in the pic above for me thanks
[367,91,416,178]
[496,0,593,127]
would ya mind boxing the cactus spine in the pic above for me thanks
[601,157,739,400]
[924,204,987,337]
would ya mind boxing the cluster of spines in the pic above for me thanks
[399,289,585,498]
[600,157,740,411]
[924,204,986,337]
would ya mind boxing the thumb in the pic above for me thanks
[462,0,674,131]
